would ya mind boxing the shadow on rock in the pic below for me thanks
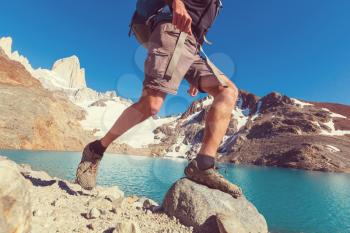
[22,173,56,187]
[58,180,78,196]
[102,228,115,233]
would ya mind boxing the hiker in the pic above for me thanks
[76,0,242,198]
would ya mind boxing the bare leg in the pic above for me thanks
[76,88,166,190]
[100,88,166,148]
[199,75,239,157]
[184,75,242,198]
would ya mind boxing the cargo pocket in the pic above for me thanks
[144,49,170,78]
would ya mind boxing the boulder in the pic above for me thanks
[162,178,268,233]
[0,156,31,233]
[142,198,159,211]
[87,208,100,219]
[113,222,140,233]
[96,186,124,200]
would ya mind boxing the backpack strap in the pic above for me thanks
[203,35,213,45]
[200,46,228,87]
[164,31,188,80]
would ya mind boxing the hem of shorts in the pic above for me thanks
[143,85,178,95]
[197,74,228,88]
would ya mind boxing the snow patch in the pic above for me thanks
[291,98,313,108]
[325,145,340,153]
[202,97,213,107]
[321,108,347,119]
[220,135,238,153]
[164,136,191,158]
[232,107,249,131]
[236,97,243,108]
[185,111,201,122]
[251,100,262,121]
[320,119,350,136]
[77,99,176,148]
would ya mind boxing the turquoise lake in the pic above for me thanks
[0,150,349,233]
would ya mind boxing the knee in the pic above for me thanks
[138,96,163,117]
[217,84,239,106]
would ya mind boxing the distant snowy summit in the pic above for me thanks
[0,36,119,103]
[0,37,86,90]
[52,55,86,88]
[0,37,33,73]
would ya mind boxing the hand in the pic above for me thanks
[187,84,198,97]
[172,0,192,35]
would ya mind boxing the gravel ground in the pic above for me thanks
[20,164,193,233]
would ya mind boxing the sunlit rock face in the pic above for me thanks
[52,55,86,89]
[0,157,31,233]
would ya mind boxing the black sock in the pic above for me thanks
[89,140,106,156]
[195,154,215,170]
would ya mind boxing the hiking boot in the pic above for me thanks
[76,142,103,190]
[184,159,242,198]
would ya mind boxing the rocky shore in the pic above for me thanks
[0,156,268,233]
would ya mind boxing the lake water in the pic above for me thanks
[0,150,349,233]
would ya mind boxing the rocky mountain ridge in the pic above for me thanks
[153,91,350,172]
[0,47,93,150]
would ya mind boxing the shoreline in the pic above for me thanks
[1,148,350,175]
[0,155,269,233]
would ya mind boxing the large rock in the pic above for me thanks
[0,156,31,233]
[162,178,268,233]
[113,222,140,233]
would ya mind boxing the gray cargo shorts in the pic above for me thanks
[143,22,226,95]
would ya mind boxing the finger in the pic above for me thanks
[184,17,192,35]
[173,13,179,28]
[188,22,193,35]
[191,88,198,96]
[188,85,198,97]
[178,14,186,32]
[187,87,194,96]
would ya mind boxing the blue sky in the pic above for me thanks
[1,0,350,115]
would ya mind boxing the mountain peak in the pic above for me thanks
[0,37,34,72]
[0,37,12,57]
[52,55,86,88]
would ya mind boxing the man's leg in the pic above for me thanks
[199,75,238,157]
[100,88,166,148]
[184,75,242,198]
[76,88,166,190]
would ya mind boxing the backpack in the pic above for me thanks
[129,0,222,46]
[129,0,227,88]
[129,0,172,47]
